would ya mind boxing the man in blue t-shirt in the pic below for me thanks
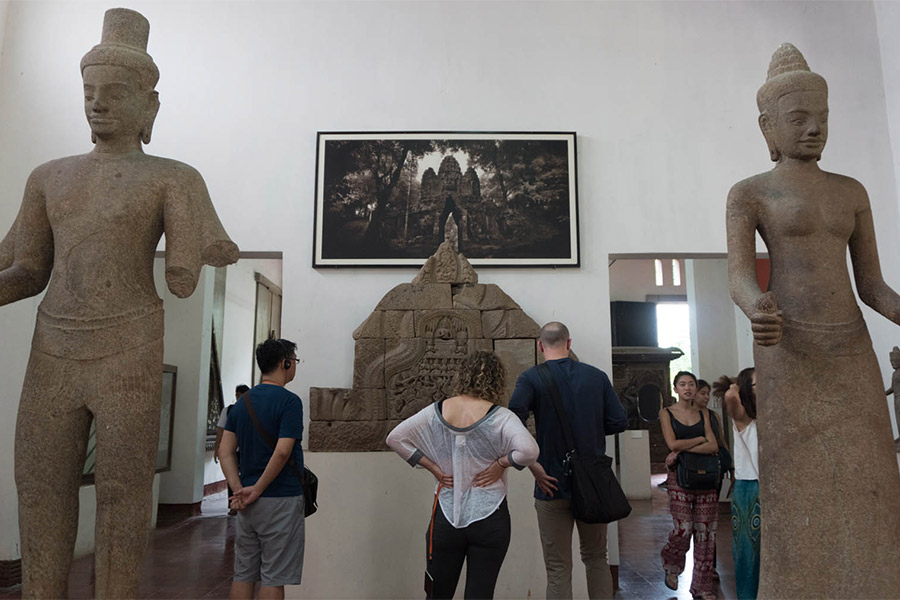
[509,322,627,600]
[219,338,305,599]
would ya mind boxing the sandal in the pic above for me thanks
[664,573,678,591]
[693,593,717,600]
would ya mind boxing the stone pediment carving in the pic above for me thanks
[309,242,539,451]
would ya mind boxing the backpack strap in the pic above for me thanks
[241,391,304,484]
[536,363,576,454]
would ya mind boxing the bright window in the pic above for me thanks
[657,302,692,375]
[654,259,664,286]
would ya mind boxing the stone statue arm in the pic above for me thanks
[726,184,783,346]
[849,191,900,325]
[0,170,53,306]
[163,165,238,298]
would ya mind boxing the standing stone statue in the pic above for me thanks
[726,43,900,599]
[0,9,238,598]
[886,346,900,451]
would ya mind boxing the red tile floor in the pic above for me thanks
[1,473,735,599]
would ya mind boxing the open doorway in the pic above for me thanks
[609,255,756,475]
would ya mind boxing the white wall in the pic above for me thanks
[874,1,900,439]
[2,0,900,588]
[203,258,283,487]
[154,261,214,504]
[686,259,740,383]
[608,258,686,302]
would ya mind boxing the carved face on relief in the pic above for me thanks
[761,90,828,162]
[83,65,159,144]
[891,346,900,370]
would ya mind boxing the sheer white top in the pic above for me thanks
[733,420,759,481]
[387,401,539,528]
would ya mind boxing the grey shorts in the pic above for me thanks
[234,495,305,587]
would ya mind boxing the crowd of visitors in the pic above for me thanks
[217,327,762,600]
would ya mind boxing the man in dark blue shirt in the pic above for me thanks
[509,322,627,600]
[219,339,305,599]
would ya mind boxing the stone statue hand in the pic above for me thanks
[751,291,783,346]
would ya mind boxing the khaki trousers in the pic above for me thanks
[535,499,613,599]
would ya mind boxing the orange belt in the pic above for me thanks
[427,483,444,561]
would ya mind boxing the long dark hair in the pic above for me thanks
[713,367,756,419]
[736,367,756,419]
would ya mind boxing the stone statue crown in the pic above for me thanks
[756,43,827,113]
[81,8,159,90]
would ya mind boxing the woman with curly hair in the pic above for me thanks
[387,351,539,599]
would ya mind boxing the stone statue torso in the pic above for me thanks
[734,168,866,322]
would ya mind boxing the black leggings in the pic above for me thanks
[426,498,511,600]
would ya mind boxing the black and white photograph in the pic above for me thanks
[314,132,579,267]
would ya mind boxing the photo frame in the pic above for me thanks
[314,132,579,267]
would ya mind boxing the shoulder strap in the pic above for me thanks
[536,363,576,453]
[241,391,304,483]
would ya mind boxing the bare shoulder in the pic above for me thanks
[143,155,206,185]
[824,171,870,207]
[727,172,771,211]
[28,154,84,181]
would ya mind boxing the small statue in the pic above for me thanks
[886,346,900,451]
[726,43,900,598]
[0,9,237,598]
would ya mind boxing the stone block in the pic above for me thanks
[415,309,483,339]
[481,309,540,339]
[494,339,537,402]
[309,387,386,421]
[375,283,452,310]
[308,420,401,452]
[352,311,415,339]
[469,339,493,353]
[452,284,521,310]
[353,338,385,389]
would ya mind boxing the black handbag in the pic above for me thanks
[536,364,632,524]
[709,411,733,473]
[242,391,318,517]
[675,449,720,491]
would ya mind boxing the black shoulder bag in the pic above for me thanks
[674,411,721,491]
[536,364,631,523]
[242,391,318,517]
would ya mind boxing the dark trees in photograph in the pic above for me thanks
[321,138,572,260]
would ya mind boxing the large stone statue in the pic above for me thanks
[0,9,238,597]
[726,43,900,598]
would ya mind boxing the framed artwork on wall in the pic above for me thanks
[313,131,579,267]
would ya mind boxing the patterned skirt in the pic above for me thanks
[731,479,760,600]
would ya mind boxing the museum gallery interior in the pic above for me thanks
[1,1,900,599]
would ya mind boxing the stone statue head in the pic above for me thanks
[757,43,829,162]
[81,8,160,145]
[890,346,900,370]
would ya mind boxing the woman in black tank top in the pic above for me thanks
[658,371,721,600]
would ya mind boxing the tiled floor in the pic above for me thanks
[1,474,736,599]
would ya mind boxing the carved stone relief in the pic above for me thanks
[310,240,540,451]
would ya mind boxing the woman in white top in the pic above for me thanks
[386,351,539,599]
[715,368,759,600]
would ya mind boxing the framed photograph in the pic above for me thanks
[314,132,579,267]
